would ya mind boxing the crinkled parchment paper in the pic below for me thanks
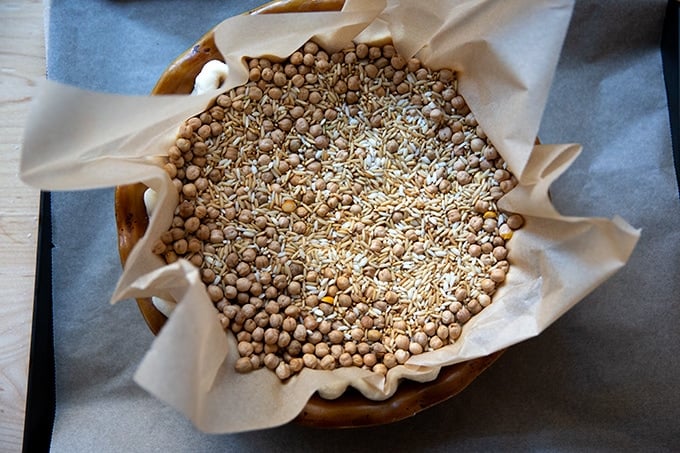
[20,0,639,433]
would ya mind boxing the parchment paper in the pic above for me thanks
[23,0,640,435]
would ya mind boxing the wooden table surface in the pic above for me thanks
[0,0,45,450]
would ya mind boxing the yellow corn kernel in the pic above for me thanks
[483,211,497,219]
[321,296,335,304]
[500,230,513,240]
[281,199,297,213]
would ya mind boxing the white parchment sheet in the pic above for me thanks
[22,2,664,444]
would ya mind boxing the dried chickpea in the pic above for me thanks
[409,342,424,355]
[303,353,318,369]
[336,276,351,291]
[275,362,291,380]
[319,355,336,370]
[207,285,223,302]
[234,357,254,373]
[507,214,524,229]
[395,334,410,351]
[363,353,378,368]
[339,352,353,367]
[490,268,506,283]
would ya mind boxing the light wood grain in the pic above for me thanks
[0,0,45,450]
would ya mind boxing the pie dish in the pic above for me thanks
[114,0,505,428]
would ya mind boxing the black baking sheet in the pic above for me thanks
[662,0,680,196]
[22,191,54,452]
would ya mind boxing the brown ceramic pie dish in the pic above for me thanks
[114,0,504,428]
